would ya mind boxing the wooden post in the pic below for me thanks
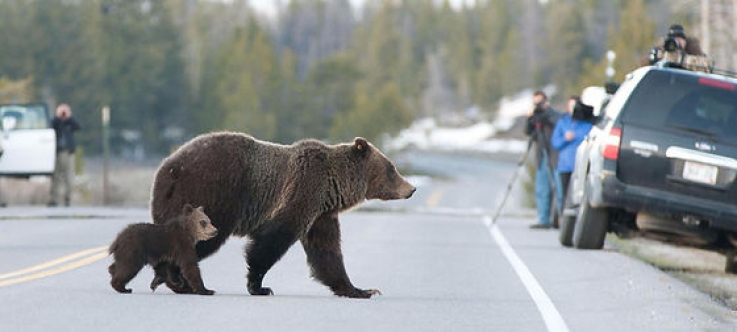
[102,106,110,205]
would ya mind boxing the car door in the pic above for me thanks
[0,104,56,176]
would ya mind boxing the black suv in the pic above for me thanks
[559,64,737,273]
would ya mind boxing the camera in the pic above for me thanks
[533,101,546,115]
[572,100,595,124]
[663,37,681,52]
[650,24,688,65]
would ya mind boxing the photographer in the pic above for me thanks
[665,24,703,55]
[649,24,704,65]
[48,104,81,207]
[524,91,562,229]
[551,96,593,209]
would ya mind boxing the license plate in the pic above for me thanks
[683,161,718,185]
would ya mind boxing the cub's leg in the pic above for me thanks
[109,259,144,294]
[180,261,215,295]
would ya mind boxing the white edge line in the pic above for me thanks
[483,216,570,332]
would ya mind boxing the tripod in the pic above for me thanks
[534,122,564,227]
[491,122,562,225]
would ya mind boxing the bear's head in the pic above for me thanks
[353,137,416,201]
[181,204,218,242]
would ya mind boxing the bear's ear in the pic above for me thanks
[182,203,194,215]
[353,137,369,155]
[196,206,204,213]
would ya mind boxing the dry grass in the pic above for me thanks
[0,158,158,207]
[610,235,737,310]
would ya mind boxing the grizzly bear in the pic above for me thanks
[108,204,218,295]
[149,133,415,298]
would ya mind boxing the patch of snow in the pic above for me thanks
[405,175,432,188]
[385,86,555,155]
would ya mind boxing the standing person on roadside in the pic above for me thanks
[551,96,593,210]
[524,91,562,229]
[648,23,705,65]
[48,103,81,207]
[665,24,704,56]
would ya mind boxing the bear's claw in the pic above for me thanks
[365,289,382,296]
[335,287,382,299]
[196,289,215,296]
[150,275,166,292]
[111,280,132,294]
[114,287,132,294]
[248,286,274,296]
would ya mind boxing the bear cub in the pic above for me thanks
[108,204,218,295]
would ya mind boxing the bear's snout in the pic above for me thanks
[404,186,416,199]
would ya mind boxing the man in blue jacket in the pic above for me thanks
[551,96,593,210]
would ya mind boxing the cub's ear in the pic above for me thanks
[182,203,194,215]
[196,206,205,213]
[353,137,369,155]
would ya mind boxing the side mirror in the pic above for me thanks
[604,82,620,94]
[2,116,17,131]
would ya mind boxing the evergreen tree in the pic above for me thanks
[543,1,588,100]
[201,24,277,140]
[0,0,695,155]
[0,77,34,104]
[609,0,655,82]
[330,81,412,144]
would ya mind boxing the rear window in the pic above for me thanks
[0,105,50,130]
[620,71,737,139]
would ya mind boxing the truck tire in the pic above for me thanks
[573,183,609,249]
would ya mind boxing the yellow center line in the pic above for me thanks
[0,246,109,287]
[0,246,108,281]
[0,252,109,287]
[426,189,443,207]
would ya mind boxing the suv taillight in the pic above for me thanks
[602,127,622,160]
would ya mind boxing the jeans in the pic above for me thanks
[559,171,572,206]
[50,150,75,205]
[534,156,563,225]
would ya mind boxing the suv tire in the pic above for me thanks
[573,182,609,249]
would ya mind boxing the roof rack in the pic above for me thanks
[651,50,737,81]
[654,51,714,73]
[710,68,737,80]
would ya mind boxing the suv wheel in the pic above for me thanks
[573,182,609,249]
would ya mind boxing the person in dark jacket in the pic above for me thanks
[48,103,81,207]
[647,24,705,65]
[666,24,704,56]
[525,91,562,229]
[551,96,593,209]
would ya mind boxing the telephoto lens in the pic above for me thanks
[663,37,679,52]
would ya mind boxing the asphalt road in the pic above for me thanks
[0,151,735,331]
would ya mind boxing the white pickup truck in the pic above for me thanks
[0,104,56,177]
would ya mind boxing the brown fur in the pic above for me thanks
[149,133,415,298]
[108,204,218,295]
